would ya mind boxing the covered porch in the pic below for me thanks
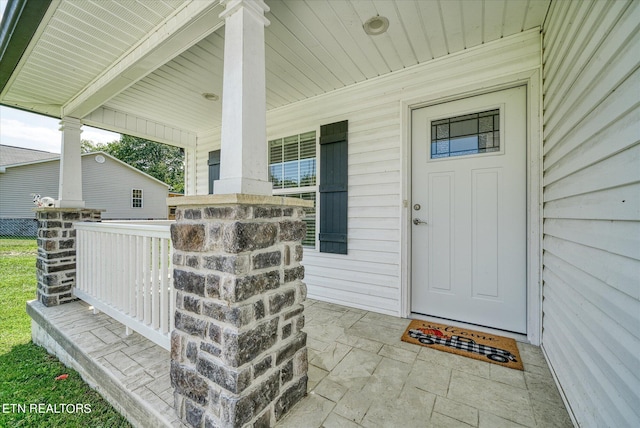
[1,0,638,426]
[29,297,572,428]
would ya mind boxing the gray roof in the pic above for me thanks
[0,145,59,166]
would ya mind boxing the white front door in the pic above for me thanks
[411,86,527,333]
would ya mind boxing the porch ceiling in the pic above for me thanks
[0,0,549,139]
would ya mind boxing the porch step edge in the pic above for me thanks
[27,300,182,428]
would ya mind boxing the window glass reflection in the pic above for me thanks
[431,109,500,159]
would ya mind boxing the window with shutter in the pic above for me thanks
[269,131,316,190]
[268,131,317,248]
[208,150,220,194]
[319,120,348,254]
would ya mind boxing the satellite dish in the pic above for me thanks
[95,155,105,164]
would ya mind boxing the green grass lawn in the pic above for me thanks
[0,238,132,427]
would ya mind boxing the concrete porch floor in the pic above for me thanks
[27,299,573,428]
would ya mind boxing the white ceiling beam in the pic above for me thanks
[62,0,225,119]
[83,106,197,149]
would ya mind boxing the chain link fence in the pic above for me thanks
[0,218,38,239]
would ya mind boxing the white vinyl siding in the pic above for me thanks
[194,30,541,316]
[82,156,167,219]
[542,1,640,427]
[0,161,59,218]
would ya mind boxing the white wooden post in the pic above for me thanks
[215,0,273,196]
[56,117,85,208]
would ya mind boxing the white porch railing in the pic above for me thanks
[74,221,175,350]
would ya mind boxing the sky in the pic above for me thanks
[0,107,121,154]
[0,0,120,154]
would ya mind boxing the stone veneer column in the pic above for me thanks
[169,195,310,428]
[35,208,102,306]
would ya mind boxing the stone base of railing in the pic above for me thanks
[169,194,312,428]
[35,208,102,306]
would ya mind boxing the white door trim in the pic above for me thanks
[399,69,543,345]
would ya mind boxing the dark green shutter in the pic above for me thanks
[319,120,348,254]
[208,150,220,194]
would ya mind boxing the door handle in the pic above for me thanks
[413,218,428,225]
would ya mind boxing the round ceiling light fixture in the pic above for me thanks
[363,15,389,36]
[202,92,219,101]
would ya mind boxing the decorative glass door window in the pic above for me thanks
[431,109,500,159]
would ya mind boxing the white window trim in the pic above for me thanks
[273,186,317,196]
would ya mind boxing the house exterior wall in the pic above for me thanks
[81,154,169,220]
[0,161,59,217]
[541,1,640,427]
[194,30,542,316]
[0,155,169,222]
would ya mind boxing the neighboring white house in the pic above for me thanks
[0,146,170,235]
[0,1,638,427]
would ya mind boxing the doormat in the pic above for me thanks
[401,319,523,370]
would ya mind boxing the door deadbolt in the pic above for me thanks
[413,204,421,211]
